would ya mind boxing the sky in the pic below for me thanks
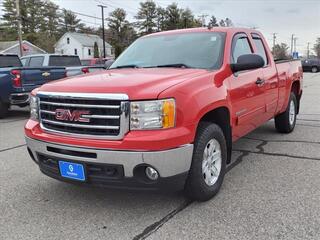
[1,0,319,56]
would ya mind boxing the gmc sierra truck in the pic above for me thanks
[25,28,303,201]
[0,54,66,118]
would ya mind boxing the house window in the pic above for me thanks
[88,49,91,56]
[67,37,70,44]
[74,48,77,55]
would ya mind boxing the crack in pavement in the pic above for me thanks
[132,200,193,240]
[233,149,320,161]
[243,136,320,145]
[132,150,250,240]
[0,144,26,153]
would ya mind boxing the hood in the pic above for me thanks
[39,68,208,99]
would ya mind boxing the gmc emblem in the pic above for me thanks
[55,109,90,123]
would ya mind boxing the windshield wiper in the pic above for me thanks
[111,64,140,69]
[146,63,191,69]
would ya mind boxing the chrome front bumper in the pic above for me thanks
[26,137,193,178]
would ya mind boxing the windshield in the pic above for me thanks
[110,32,226,70]
[0,55,22,68]
[49,56,81,67]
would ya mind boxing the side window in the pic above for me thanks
[74,48,78,55]
[29,57,44,67]
[88,49,91,56]
[67,37,70,44]
[20,58,27,66]
[252,36,268,66]
[232,35,252,63]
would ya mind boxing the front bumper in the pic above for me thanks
[10,92,30,105]
[26,137,193,191]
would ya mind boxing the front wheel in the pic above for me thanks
[274,92,297,133]
[184,122,227,202]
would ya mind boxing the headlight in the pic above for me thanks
[130,99,175,130]
[30,95,39,121]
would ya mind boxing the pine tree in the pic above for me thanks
[135,0,157,34]
[94,42,99,58]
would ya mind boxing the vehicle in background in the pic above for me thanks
[20,54,105,77]
[80,57,113,66]
[302,58,320,73]
[0,54,66,118]
[25,28,303,201]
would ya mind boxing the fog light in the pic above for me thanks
[145,167,159,181]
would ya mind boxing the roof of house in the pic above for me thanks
[57,32,112,48]
[0,40,46,53]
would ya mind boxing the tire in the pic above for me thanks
[184,122,227,201]
[311,66,318,73]
[274,92,297,133]
[0,100,9,119]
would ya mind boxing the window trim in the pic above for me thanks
[251,33,269,67]
[230,32,253,64]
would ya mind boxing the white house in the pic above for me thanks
[0,40,46,57]
[54,32,113,59]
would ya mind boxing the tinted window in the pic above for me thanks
[49,56,81,66]
[252,37,268,66]
[232,36,252,63]
[111,32,226,70]
[0,55,22,67]
[20,58,27,66]
[29,56,44,67]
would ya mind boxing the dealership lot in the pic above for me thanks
[1,73,320,240]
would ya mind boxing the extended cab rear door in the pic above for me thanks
[251,33,279,119]
[228,33,266,137]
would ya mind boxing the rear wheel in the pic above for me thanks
[184,122,227,201]
[0,100,9,119]
[311,66,318,73]
[274,92,297,133]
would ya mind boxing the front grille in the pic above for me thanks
[38,92,129,139]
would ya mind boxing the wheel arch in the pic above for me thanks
[197,106,232,164]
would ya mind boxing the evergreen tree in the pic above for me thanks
[135,0,157,34]
[94,42,99,58]
[209,15,219,27]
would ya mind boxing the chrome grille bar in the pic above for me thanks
[40,101,120,109]
[42,119,120,130]
[40,110,120,119]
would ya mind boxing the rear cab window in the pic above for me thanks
[29,56,44,67]
[49,56,81,67]
[231,33,253,63]
[251,33,268,66]
[0,55,22,68]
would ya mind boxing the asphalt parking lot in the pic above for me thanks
[1,72,320,240]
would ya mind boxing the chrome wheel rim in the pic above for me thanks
[202,139,222,186]
[289,100,295,126]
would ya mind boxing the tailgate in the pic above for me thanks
[20,67,66,86]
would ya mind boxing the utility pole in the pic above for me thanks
[16,0,23,57]
[307,42,310,58]
[198,14,208,27]
[293,37,298,52]
[272,33,277,54]
[290,34,295,56]
[98,5,107,58]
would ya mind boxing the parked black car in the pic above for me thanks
[302,58,320,73]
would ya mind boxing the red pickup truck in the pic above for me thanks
[25,27,302,201]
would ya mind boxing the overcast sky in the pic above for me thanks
[1,0,319,55]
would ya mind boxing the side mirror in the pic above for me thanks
[230,54,265,73]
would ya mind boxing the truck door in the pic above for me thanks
[228,33,266,138]
[251,33,279,119]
